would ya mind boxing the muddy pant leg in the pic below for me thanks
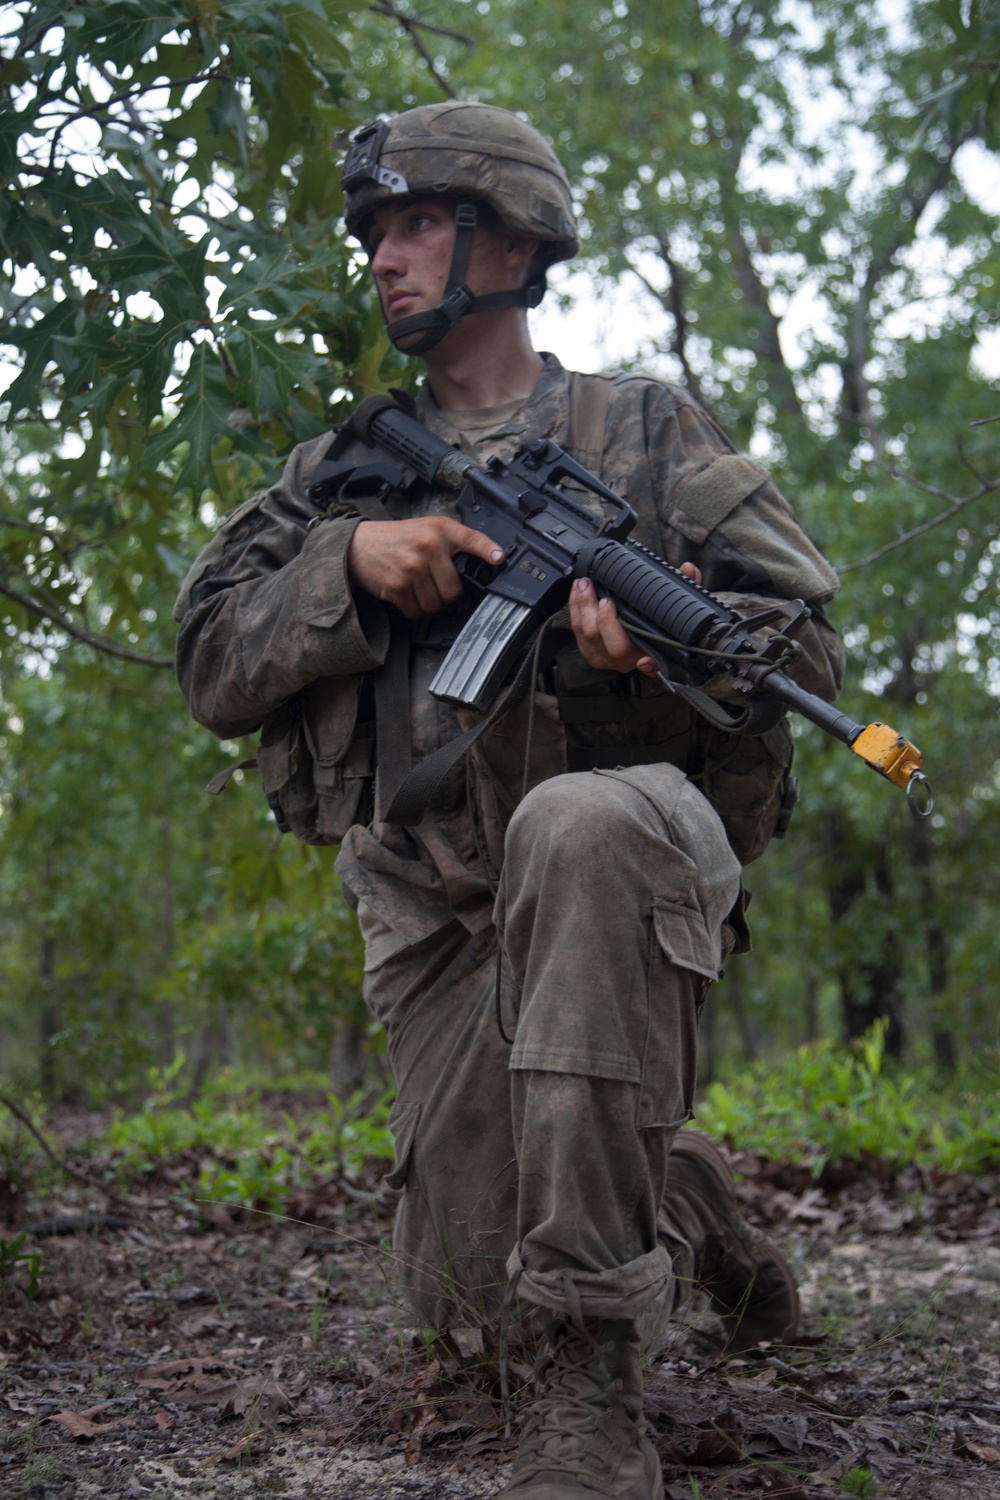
[496,764,742,1320]
[359,911,518,1329]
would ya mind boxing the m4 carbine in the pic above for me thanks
[325,394,931,813]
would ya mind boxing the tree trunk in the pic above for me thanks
[825,812,906,1057]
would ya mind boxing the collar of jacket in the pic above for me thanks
[413,352,572,459]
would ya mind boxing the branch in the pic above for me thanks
[702,115,804,424]
[0,516,80,573]
[371,1,468,99]
[0,1096,97,1188]
[94,61,147,137]
[0,576,174,667]
[41,70,223,172]
[628,246,709,410]
[370,3,473,45]
[845,126,978,453]
[839,467,1000,574]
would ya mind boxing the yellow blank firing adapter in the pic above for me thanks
[850,722,933,815]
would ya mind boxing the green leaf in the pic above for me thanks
[144,341,242,496]
[207,77,249,167]
[4,299,84,418]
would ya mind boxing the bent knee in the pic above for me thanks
[506,767,671,859]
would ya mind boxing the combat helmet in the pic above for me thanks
[341,102,579,354]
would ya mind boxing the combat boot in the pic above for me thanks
[666,1128,799,1352]
[500,1307,663,1500]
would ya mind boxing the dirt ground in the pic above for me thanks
[3,1124,1000,1499]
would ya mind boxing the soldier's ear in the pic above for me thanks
[505,232,541,278]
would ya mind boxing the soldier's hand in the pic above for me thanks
[346,517,505,619]
[569,566,703,677]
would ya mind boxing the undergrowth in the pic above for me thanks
[103,1058,395,1210]
[696,1022,1000,1175]
[6,1026,999,1213]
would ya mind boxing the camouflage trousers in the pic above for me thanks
[358,763,742,1329]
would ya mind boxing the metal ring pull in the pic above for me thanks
[906,771,934,818]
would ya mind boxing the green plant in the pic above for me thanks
[840,1468,878,1498]
[697,1022,1000,1174]
[106,1077,396,1211]
[0,1233,44,1300]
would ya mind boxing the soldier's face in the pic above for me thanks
[368,196,535,347]
[368,197,459,328]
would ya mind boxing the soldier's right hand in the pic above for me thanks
[346,517,505,619]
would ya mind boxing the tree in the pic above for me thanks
[2,0,999,1086]
[0,0,416,1094]
[0,0,428,670]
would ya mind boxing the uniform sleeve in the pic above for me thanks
[174,434,390,739]
[607,378,845,703]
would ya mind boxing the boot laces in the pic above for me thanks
[514,1277,630,1472]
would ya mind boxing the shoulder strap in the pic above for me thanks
[566,371,615,476]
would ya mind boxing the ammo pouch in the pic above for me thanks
[551,650,797,867]
[688,716,796,866]
[257,676,374,846]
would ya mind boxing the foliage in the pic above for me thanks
[0,0,422,671]
[839,1471,878,1500]
[0,1231,44,1300]
[106,1071,395,1211]
[161,886,367,1076]
[94,1026,1000,1216]
[697,1022,1000,1174]
[0,615,367,1100]
[1,0,1000,1095]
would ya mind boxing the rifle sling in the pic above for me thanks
[336,487,416,826]
[381,611,570,827]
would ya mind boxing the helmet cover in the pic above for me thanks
[342,102,578,261]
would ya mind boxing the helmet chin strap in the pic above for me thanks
[384,201,544,357]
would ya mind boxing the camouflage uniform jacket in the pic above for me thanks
[174,355,844,949]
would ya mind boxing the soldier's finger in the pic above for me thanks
[569,577,602,638]
[593,595,640,667]
[444,520,505,568]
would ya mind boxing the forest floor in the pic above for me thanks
[3,1113,1000,1500]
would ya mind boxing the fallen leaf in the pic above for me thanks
[954,1426,1000,1463]
[680,1407,745,1465]
[4,1393,39,1413]
[179,1311,232,1338]
[46,1407,136,1440]
[136,1355,231,1392]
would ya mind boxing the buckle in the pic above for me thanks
[439,286,474,325]
[523,278,545,309]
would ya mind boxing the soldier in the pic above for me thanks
[175,104,844,1500]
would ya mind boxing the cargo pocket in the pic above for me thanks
[257,675,373,845]
[638,896,721,1131]
[382,1098,421,1192]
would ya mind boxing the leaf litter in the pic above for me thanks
[2,1117,1000,1497]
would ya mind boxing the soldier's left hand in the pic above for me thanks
[569,566,702,676]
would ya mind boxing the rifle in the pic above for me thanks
[316,394,932,814]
